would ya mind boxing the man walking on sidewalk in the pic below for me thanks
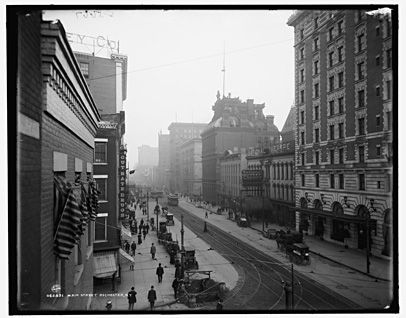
[156,263,164,283]
[127,287,137,310]
[147,286,157,310]
[131,241,136,256]
[205,211,208,218]
[150,243,156,260]
[172,278,179,298]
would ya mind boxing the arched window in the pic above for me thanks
[332,202,344,216]
[313,199,323,211]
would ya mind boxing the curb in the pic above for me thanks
[248,225,390,282]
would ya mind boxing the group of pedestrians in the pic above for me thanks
[126,285,157,311]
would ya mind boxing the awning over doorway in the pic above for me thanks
[93,253,117,278]
[290,206,366,223]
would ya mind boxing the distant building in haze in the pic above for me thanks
[180,138,203,198]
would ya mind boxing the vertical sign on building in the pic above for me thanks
[119,146,127,219]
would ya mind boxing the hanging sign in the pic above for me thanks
[119,147,127,219]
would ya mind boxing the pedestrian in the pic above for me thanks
[125,241,130,254]
[205,211,208,218]
[140,218,144,226]
[216,300,223,310]
[143,228,147,240]
[139,223,143,233]
[105,300,112,311]
[138,233,142,245]
[150,243,156,260]
[131,241,136,256]
[146,223,150,234]
[127,287,137,310]
[147,286,157,310]
[172,278,179,298]
[156,263,164,283]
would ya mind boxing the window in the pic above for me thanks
[357,62,364,80]
[315,128,320,143]
[339,148,344,163]
[79,62,89,78]
[329,76,334,92]
[300,69,304,82]
[386,80,392,99]
[300,28,304,40]
[300,90,305,103]
[338,72,344,88]
[314,83,319,98]
[329,27,334,41]
[314,60,319,75]
[377,181,381,189]
[329,100,335,116]
[338,123,344,139]
[301,174,305,187]
[301,153,305,166]
[376,115,381,127]
[357,34,364,52]
[338,97,344,113]
[94,177,107,201]
[330,149,334,165]
[330,125,335,140]
[94,142,107,163]
[329,52,334,67]
[300,111,305,124]
[338,20,343,34]
[359,174,365,190]
[376,25,380,36]
[358,89,365,107]
[386,111,392,130]
[376,85,381,96]
[358,118,365,135]
[300,47,304,59]
[301,131,305,145]
[95,217,107,241]
[386,49,392,68]
[359,146,365,162]
[339,174,344,189]
[330,174,335,188]
[338,46,343,62]
[315,106,319,120]
[315,174,320,187]
[376,145,381,156]
[330,149,335,164]
[376,55,381,66]
[314,17,319,29]
[314,37,319,51]
[315,151,319,165]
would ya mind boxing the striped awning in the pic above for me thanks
[93,253,117,278]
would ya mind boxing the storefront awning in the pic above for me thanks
[93,253,117,278]
[291,206,366,223]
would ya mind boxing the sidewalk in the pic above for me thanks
[91,200,238,311]
[179,199,393,309]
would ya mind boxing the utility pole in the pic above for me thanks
[181,214,185,278]
[147,191,149,222]
[291,264,294,310]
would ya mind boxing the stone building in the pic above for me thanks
[288,10,393,257]
[16,13,101,310]
[157,133,170,191]
[180,138,203,198]
[201,92,280,204]
[168,122,207,193]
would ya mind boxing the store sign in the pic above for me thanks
[119,147,127,219]
[98,121,118,129]
[66,32,120,55]
[242,169,263,187]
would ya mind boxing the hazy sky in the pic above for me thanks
[43,9,295,168]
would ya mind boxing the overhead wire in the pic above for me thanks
[85,38,294,82]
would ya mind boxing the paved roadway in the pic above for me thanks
[169,204,362,312]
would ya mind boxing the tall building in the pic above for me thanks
[157,133,170,191]
[138,145,159,166]
[16,13,101,310]
[74,47,128,284]
[180,138,203,197]
[135,145,158,187]
[287,10,393,257]
[201,92,280,204]
[168,122,207,193]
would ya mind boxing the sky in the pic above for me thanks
[43,9,295,168]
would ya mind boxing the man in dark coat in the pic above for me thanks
[156,263,164,283]
[137,233,142,244]
[172,278,179,298]
[131,241,136,256]
[147,286,157,310]
[142,228,147,240]
[127,287,137,310]
[150,243,156,260]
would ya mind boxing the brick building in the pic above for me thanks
[201,92,280,204]
[180,138,203,198]
[168,122,207,193]
[16,13,101,310]
[287,10,394,257]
